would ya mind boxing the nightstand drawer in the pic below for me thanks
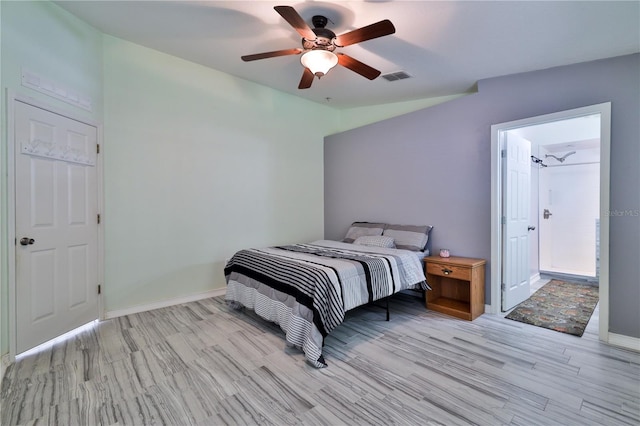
[426,262,471,281]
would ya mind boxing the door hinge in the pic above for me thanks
[501,216,506,225]
[97,214,101,224]
[501,149,506,158]
[97,144,100,154]
[98,284,101,295]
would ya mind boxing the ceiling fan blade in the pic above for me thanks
[336,54,381,80]
[298,68,314,89]
[274,5,316,40]
[241,48,302,62]
[334,19,395,47]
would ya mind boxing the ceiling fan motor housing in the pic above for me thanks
[312,15,328,28]
[302,15,336,51]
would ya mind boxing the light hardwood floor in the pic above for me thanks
[1,291,638,425]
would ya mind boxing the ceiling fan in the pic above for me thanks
[241,5,396,89]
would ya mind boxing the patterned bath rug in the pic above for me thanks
[505,279,599,337]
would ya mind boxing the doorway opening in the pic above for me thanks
[514,114,601,282]
[490,103,611,342]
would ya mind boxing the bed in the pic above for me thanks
[224,222,432,368]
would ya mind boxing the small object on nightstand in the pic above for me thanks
[439,249,450,258]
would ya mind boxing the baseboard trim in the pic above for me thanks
[104,288,226,320]
[530,273,541,283]
[607,332,640,352]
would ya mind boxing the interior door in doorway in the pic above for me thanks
[539,163,600,277]
[15,100,99,354]
[502,132,531,311]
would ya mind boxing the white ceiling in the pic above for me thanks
[55,1,640,109]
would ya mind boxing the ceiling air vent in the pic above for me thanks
[381,71,412,82]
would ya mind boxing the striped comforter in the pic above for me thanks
[224,240,428,367]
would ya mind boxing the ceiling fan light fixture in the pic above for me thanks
[300,50,338,77]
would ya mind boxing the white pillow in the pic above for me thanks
[343,222,385,243]
[383,224,433,251]
[353,235,396,248]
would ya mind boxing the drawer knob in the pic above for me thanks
[442,268,453,275]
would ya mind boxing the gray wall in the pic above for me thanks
[324,53,640,338]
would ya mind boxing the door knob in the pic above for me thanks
[528,226,536,231]
[20,237,35,246]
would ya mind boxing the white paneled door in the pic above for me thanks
[14,100,99,354]
[502,133,531,311]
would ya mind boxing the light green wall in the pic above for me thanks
[102,35,340,311]
[0,1,103,357]
[0,1,103,120]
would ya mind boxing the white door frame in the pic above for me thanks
[6,91,105,361]
[490,102,611,343]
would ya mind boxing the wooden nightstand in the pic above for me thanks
[424,256,486,321]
